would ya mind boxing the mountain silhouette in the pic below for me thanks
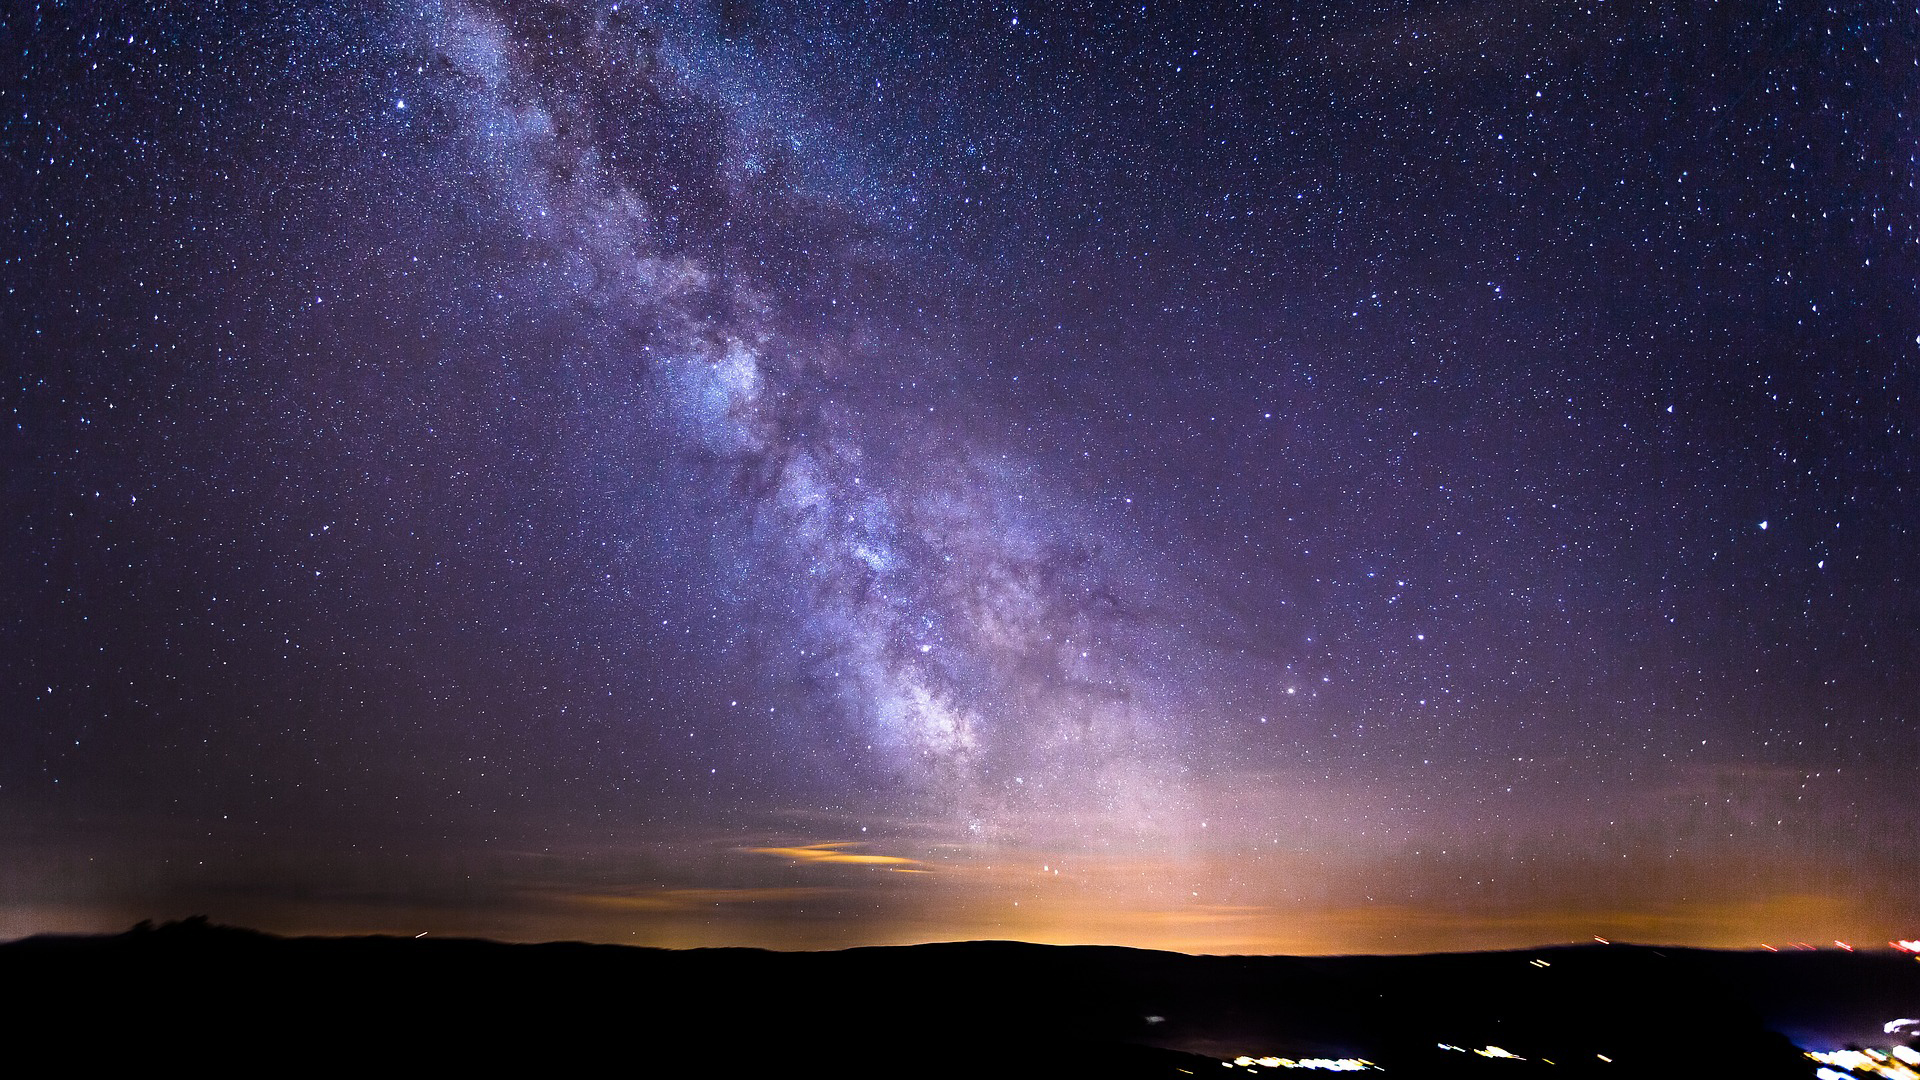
[7,918,1912,1077]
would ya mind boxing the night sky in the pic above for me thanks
[4,0,1916,954]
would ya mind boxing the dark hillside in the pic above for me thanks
[8,920,1913,1077]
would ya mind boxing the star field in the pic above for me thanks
[3,0,1916,952]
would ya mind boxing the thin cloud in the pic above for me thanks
[561,887,848,913]
[745,842,928,870]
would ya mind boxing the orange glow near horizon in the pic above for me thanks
[7,830,1911,956]
[5,887,1910,958]
[745,842,927,868]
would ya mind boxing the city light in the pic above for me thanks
[1226,1056,1377,1072]
[1807,1048,1920,1080]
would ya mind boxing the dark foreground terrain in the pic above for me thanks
[6,919,1915,1077]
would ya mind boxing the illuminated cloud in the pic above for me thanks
[746,842,928,871]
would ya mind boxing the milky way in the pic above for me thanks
[4,1,1916,951]
[413,0,1216,839]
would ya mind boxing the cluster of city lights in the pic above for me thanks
[1223,1055,1378,1072]
[1202,1039,1920,1076]
[1754,940,1920,955]
[1206,996,1920,1076]
[1437,1044,1528,1060]
[1807,1045,1920,1080]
